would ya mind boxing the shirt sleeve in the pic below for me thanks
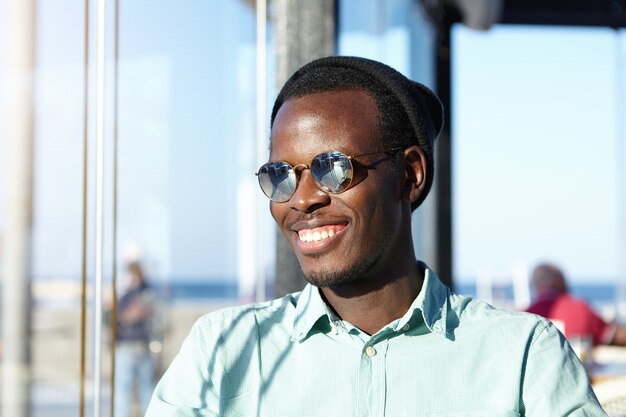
[144,317,220,417]
[521,320,608,417]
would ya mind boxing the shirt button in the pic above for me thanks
[433,324,442,333]
[402,323,410,331]
[331,325,339,335]
[365,346,377,357]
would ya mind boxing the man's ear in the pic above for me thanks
[402,146,427,205]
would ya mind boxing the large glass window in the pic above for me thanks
[0,1,273,415]
[2,2,86,416]
[452,25,626,316]
[113,3,268,417]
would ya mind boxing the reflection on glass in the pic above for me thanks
[1,0,271,416]
[114,1,268,415]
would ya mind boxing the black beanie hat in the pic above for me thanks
[271,56,444,210]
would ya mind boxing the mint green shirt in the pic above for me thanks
[146,265,606,417]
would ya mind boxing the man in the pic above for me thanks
[526,263,626,346]
[146,57,606,416]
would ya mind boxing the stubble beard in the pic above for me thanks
[299,226,394,288]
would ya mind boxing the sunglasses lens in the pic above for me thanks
[257,162,297,202]
[311,152,353,193]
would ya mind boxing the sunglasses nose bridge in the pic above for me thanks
[291,163,312,191]
[292,163,310,175]
[288,167,330,212]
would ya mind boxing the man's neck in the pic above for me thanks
[319,262,424,336]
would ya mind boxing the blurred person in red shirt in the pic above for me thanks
[526,263,626,346]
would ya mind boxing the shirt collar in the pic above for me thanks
[290,262,453,342]
[410,262,452,339]
[291,283,333,342]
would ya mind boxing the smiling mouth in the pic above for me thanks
[296,223,347,246]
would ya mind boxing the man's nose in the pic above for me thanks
[289,170,331,213]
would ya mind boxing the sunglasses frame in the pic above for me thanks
[256,146,406,202]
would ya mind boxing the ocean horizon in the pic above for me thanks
[28,277,625,315]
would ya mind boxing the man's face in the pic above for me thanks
[269,90,408,287]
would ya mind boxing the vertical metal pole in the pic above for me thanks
[272,0,336,297]
[434,16,453,289]
[432,5,462,289]
[79,0,90,415]
[256,0,268,302]
[94,0,107,415]
[1,1,35,416]
[109,0,120,415]
[615,29,626,321]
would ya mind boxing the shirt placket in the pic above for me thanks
[357,330,392,417]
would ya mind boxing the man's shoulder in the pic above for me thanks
[452,292,553,333]
[192,291,302,336]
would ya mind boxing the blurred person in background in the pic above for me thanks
[526,263,626,346]
[115,261,158,417]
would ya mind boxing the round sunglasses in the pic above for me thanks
[256,147,405,202]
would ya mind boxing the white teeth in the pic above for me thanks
[299,227,337,243]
